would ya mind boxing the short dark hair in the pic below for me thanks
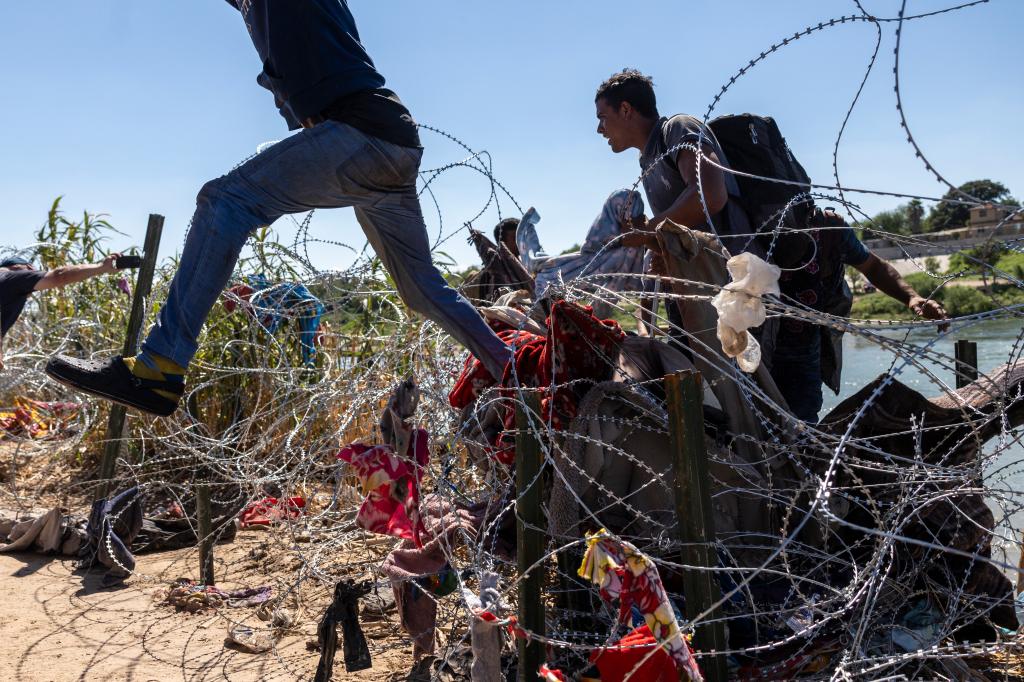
[0,255,32,269]
[493,217,519,245]
[595,69,658,119]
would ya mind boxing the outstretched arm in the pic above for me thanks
[34,253,120,291]
[650,145,728,228]
[855,253,948,322]
[622,144,728,248]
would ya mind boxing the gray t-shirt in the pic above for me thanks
[639,114,755,256]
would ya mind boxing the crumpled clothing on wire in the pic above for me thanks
[589,624,677,682]
[382,494,514,660]
[463,571,506,681]
[578,529,703,681]
[77,486,145,588]
[159,578,273,613]
[0,398,79,438]
[710,252,779,373]
[224,273,325,365]
[449,300,624,464]
[337,428,429,547]
[238,496,306,529]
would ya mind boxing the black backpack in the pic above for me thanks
[708,114,814,266]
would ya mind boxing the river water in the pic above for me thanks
[820,317,1024,575]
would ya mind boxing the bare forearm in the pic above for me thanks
[37,260,115,290]
[861,256,917,305]
[652,149,728,229]
[652,184,726,230]
[58,262,108,283]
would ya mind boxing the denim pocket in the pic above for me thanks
[338,136,420,193]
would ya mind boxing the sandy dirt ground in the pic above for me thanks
[0,529,415,682]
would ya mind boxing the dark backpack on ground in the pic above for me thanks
[708,114,815,267]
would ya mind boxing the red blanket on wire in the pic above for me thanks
[449,300,624,464]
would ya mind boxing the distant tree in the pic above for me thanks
[907,199,925,233]
[927,179,1013,232]
[868,206,910,236]
[846,265,864,295]
[947,239,1008,291]
[923,255,941,274]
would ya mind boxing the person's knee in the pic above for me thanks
[196,175,266,238]
[396,268,459,317]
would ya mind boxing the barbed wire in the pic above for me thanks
[2,1,1023,680]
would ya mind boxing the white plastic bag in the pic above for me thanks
[711,253,780,373]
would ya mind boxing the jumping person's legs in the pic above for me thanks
[47,121,511,413]
[345,140,512,379]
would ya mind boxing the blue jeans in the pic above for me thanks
[142,121,512,378]
[769,333,823,422]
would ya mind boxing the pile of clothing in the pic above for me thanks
[224,274,326,366]
[160,578,273,614]
[449,299,625,464]
[0,398,80,438]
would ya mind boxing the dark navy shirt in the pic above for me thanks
[0,270,44,337]
[227,0,421,147]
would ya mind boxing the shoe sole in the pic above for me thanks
[45,361,178,418]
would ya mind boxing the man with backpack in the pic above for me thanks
[593,68,947,422]
[45,0,513,416]
[594,68,756,347]
[595,69,753,258]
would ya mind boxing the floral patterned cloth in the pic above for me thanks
[578,530,703,682]
[448,300,625,464]
[0,398,80,439]
[337,428,429,547]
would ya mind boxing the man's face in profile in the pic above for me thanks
[596,97,631,153]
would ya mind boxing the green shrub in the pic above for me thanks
[851,293,912,318]
[902,272,946,298]
[939,286,992,316]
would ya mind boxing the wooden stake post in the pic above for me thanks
[97,214,164,499]
[665,370,728,682]
[196,483,215,585]
[955,339,979,389]
[515,392,545,682]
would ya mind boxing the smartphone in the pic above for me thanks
[115,255,143,269]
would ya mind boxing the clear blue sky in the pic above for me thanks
[1,0,1021,269]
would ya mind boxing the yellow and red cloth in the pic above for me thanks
[578,530,704,681]
[0,398,79,439]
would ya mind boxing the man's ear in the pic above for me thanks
[619,101,633,119]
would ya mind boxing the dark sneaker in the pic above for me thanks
[45,355,182,417]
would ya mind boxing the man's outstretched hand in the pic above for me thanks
[619,214,663,249]
[909,295,950,332]
[100,253,121,274]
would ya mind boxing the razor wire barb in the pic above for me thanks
[2,1,1024,680]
